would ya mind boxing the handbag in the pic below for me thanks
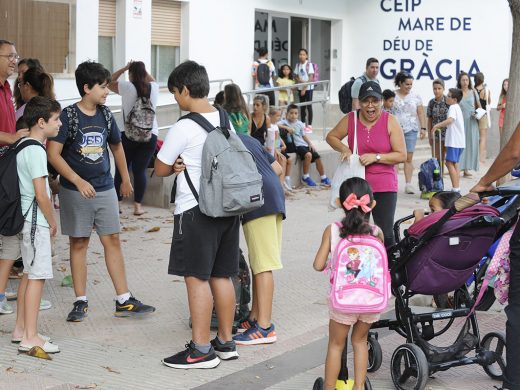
[329,110,366,210]
[472,90,488,130]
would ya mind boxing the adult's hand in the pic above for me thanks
[469,181,495,194]
[16,128,29,140]
[359,153,376,166]
[340,150,352,162]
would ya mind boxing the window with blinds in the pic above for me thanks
[0,0,70,73]
[151,0,181,83]
[98,0,116,72]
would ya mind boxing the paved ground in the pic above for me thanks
[0,158,510,390]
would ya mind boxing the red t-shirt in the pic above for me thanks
[0,79,16,146]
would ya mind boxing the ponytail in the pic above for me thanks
[22,68,55,99]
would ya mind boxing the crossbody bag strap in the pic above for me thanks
[353,110,359,155]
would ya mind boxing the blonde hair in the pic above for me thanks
[253,95,269,113]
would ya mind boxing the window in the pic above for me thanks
[151,45,180,84]
[98,0,116,72]
[98,37,114,73]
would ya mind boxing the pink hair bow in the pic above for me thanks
[343,193,372,213]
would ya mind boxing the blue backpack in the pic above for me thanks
[418,158,443,194]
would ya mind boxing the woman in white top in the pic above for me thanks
[392,71,427,194]
[109,61,159,215]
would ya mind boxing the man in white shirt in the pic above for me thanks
[155,60,240,370]
[351,57,380,110]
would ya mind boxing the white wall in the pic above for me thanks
[343,0,512,102]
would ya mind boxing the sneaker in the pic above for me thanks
[237,318,256,333]
[210,337,239,360]
[66,300,88,322]
[320,177,332,187]
[283,181,293,192]
[40,299,52,311]
[0,297,14,314]
[301,176,317,187]
[162,341,220,369]
[404,183,416,194]
[5,288,17,301]
[115,296,155,317]
[233,323,277,345]
[304,125,313,134]
[18,340,59,354]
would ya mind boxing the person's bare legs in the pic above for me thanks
[134,202,145,216]
[249,276,259,322]
[69,237,90,297]
[98,234,129,295]
[20,278,45,347]
[315,158,326,176]
[12,273,28,339]
[209,276,235,342]
[479,126,487,165]
[404,152,414,184]
[186,276,213,344]
[285,156,292,176]
[252,271,274,329]
[303,152,312,175]
[351,321,372,390]
[324,319,350,390]
[0,259,15,295]
[446,161,460,189]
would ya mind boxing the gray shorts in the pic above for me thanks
[0,234,21,260]
[59,186,120,237]
[21,222,53,280]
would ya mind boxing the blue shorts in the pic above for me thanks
[404,130,418,153]
[446,147,464,163]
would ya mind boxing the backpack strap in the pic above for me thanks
[64,104,113,145]
[170,108,230,204]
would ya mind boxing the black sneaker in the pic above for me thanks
[162,341,220,369]
[210,336,239,360]
[66,300,88,322]
[115,296,155,317]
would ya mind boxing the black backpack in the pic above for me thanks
[0,138,44,236]
[338,75,368,114]
[256,62,271,85]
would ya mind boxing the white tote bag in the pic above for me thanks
[329,110,366,210]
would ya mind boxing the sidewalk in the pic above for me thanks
[0,159,509,390]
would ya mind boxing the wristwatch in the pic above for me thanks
[376,154,381,162]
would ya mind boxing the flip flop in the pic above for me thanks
[12,334,51,344]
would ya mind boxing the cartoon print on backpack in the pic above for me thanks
[345,247,362,280]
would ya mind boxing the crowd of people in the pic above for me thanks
[0,37,518,390]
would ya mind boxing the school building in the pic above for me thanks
[0,0,512,109]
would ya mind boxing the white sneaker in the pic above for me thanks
[19,340,60,354]
[5,288,17,301]
[283,182,293,192]
[39,299,52,311]
[0,297,14,314]
[405,184,416,194]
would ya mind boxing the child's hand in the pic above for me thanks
[120,180,134,198]
[173,158,185,174]
[281,145,287,152]
[76,179,96,199]
[49,223,58,238]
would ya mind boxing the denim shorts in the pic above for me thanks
[404,130,419,153]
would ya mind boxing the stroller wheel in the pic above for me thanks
[364,376,373,390]
[391,343,429,390]
[312,377,324,390]
[481,331,507,380]
[367,337,383,372]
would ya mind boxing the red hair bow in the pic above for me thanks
[343,193,372,213]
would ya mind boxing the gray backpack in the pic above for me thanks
[171,108,264,217]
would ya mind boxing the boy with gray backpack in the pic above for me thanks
[155,60,263,369]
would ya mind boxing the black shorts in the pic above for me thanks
[169,206,240,280]
[296,146,320,163]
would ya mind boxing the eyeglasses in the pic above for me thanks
[0,53,20,62]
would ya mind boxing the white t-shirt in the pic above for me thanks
[118,80,159,136]
[294,61,314,91]
[393,91,423,133]
[157,110,235,214]
[445,104,465,148]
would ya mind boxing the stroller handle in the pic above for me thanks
[479,185,520,198]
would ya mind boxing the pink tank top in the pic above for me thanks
[347,111,397,193]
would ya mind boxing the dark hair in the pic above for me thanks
[432,78,445,88]
[128,61,150,98]
[338,177,374,238]
[16,116,28,131]
[382,89,395,100]
[167,60,209,99]
[75,61,111,97]
[257,47,268,57]
[214,91,225,107]
[299,48,308,56]
[394,71,414,87]
[14,58,44,109]
[23,96,61,128]
[278,64,294,80]
[456,71,472,89]
[366,57,379,68]
[0,39,14,49]
[223,83,250,119]
[500,78,509,98]
[22,68,55,100]
[431,191,461,209]
[287,103,298,113]
[474,72,485,88]
[448,88,463,103]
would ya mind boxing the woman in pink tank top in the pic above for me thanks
[327,81,406,246]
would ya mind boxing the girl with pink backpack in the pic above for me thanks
[313,177,389,390]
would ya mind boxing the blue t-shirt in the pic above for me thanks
[239,134,286,224]
[52,104,121,191]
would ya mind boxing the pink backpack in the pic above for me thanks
[329,223,390,313]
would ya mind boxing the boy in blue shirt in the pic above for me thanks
[47,61,155,322]
[278,104,331,187]
[12,96,61,353]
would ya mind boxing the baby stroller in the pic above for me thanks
[364,189,520,390]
